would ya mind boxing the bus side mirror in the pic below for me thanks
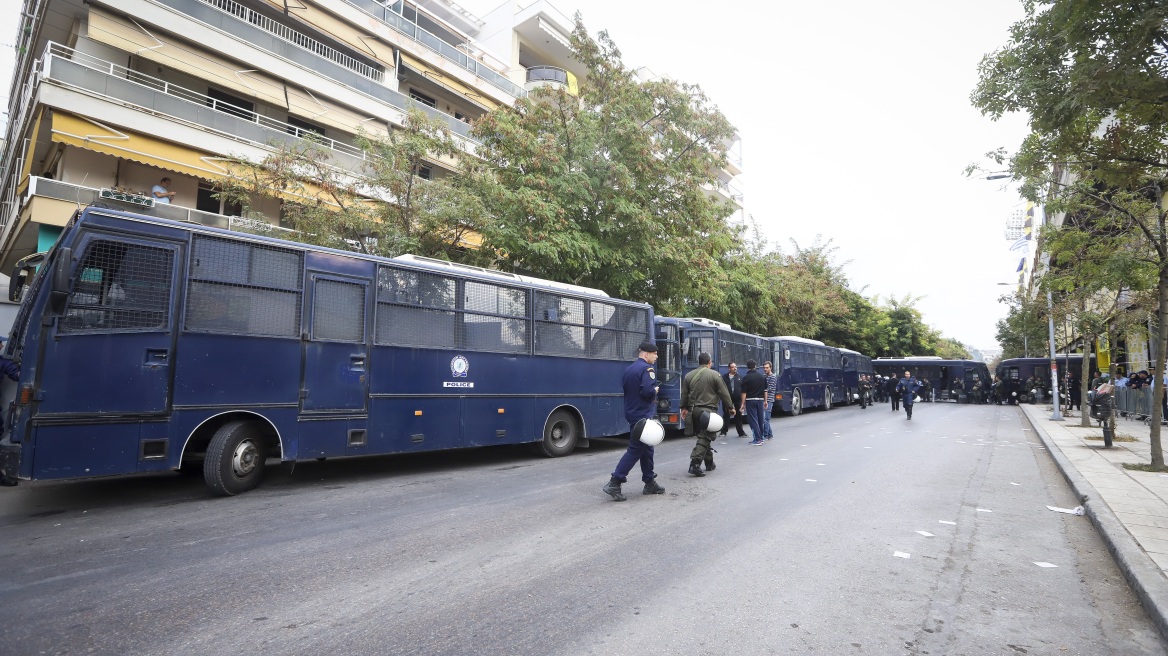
[8,251,48,303]
[47,247,72,315]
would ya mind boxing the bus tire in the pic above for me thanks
[824,389,832,411]
[536,409,579,457]
[790,389,803,416]
[204,421,266,496]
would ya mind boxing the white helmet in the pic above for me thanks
[634,418,665,446]
[704,412,724,433]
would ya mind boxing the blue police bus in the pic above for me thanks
[840,348,874,405]
[873,357,991,402]
[996,356,1096,404]
[770,336,843,415]
[0,207,654,495]
[653,317,773,429]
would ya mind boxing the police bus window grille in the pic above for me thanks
[462,281,529,353]
[61,240,174,333]
[313,279,365,342]
[591,302,648,361]
[374,266,456,349]
[534,293,586,357]
[185,236,302,337]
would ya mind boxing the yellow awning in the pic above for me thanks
[15,108,45,196]
[50,112,232,180]
[399,54,498,112]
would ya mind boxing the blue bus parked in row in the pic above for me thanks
[770,336,844,415]
[0,207,653,495]
[873,357,992,401]
[840,348,874,404]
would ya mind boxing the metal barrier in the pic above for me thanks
[1115,385,1159,420]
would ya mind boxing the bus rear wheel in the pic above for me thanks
[536,409,579,457]
[790,389,803,416]
[824,389,832,411]
[204,421,267,496]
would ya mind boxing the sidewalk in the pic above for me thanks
[1019,402,1168,642]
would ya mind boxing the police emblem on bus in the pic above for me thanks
[451,355,469,378]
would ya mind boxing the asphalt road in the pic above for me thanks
[1,401,1164,655]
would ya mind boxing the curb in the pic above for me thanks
[1019,406,1168,645]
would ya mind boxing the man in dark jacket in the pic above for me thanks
[887,376,900,412]
[720,362,747,437]
[602,342,665,501]
[896,370,922,420]
[741,360,768,445]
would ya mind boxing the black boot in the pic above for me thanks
[688,462,705,477]
[602,477,626,501]
[704,447,717,472]
[643,479,665,495]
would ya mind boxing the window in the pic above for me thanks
[409,89,436,108]
[375,266,457,348]
[415,165,432,180]
[287,116,326,138]
[185,236,303,337]
[61,239,174,333]
[464,281,528,353]
[196,181,243,217]
[207,88,255,121]
[313,279,365,342]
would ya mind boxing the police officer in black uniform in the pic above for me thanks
[602,342,665,501]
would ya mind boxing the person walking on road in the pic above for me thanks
[762,361,777,439]
[888,375,901,412]
[896,370,922,420]
[742,360,768,445]
[681,352,735,476]
[719,362,747,437]
[602,342,665,501]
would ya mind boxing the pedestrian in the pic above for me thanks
[741,360,768,445]
[896,370,922,420]
[602,341,665,501]
[859,374,871,409]
[680,352,735,476]
[888,375,900,412]
[719,362,747,437]
[762,361,777,439]
[151,177,176,204]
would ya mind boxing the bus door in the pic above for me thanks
[39,233,182,415]
[684,328,715,370]
[301,272,370,413]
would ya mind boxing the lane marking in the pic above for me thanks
[894,551,911,559]
[916,531,934,537]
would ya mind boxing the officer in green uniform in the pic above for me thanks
[680,352,735,476]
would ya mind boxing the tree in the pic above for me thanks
[469,17,740,307]
[217,110,489,261]
[973,0,1168,466]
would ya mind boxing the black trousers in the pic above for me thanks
[720,406,745,435]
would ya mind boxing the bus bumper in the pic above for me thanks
[0,440,20,484]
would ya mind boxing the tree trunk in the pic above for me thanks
[1151,275,1168,468]
[1081,334,1094,428]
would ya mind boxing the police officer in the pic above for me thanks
[896,370,922,420]
[602,342,665,501]
[887,375,900,412]
[859,374,871,409]
[680,352,735,476]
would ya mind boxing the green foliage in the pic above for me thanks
[995,292,1048,359]
[972,0,1168,461]
[469,19,740,306]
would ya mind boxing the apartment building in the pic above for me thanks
[0,0,743,272]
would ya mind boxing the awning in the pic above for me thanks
[50,112,232,180]
[399,53,498,112]
[15,107,45,196]
[50,112,343,209]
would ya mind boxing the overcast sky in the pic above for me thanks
[461,0,1034,352]
[0,1,1033,351]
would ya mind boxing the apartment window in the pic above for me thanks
[196,182,243,217]
[287,116,326,138]
[409,89,436,108]
[415,166,432,180]
[207,88,255,121]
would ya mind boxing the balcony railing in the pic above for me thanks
[201,0,384,83]
[526,66,569,85]
[42,44,370,167]
[343,0,526,99]
[152,0,476,140]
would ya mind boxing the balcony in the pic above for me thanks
[152,0,476,140]
[525,66,577,95]
[702,178,743,205]
[342,0,526,99]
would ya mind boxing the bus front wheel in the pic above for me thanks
[204,421,267,496]
[790,389,803,416]
[536,409,579,457]
[824,389,832,411]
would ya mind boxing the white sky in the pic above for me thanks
[461,0,1034,351]
[0,0,1032,351]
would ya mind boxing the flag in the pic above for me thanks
[1023,203,1034,239]
[1009,237,1029,253]
[1016,258,1025,272]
